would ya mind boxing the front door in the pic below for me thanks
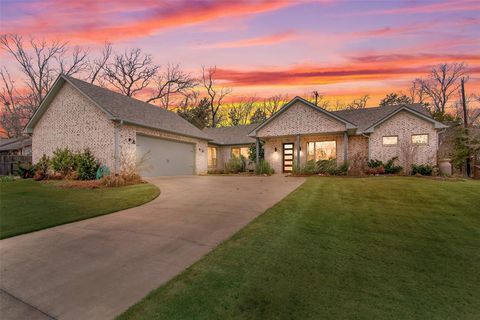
[283,143,294,172]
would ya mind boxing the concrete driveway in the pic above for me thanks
[0,175,304,320]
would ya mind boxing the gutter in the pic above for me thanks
[114,120,123,174]
[362,132,371,161]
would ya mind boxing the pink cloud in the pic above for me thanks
[201,31,297,49]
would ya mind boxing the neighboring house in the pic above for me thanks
[25,75,446,177]
[0,137,32,155]
[25,75,211,176]
[202,124,257,171]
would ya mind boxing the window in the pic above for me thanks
[382,136,398,146]
[208,147,217,167]
[231,147,249,158]
[412,134,428,145]
[306,141,336,161]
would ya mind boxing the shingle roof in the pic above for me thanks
[60,75,211,140]
[203,124,258,145]
[332,104,433,132]
[0,136,31,151]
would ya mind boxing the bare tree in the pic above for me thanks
[0,68,35,137]
[261,94,288,117]
[417,63,468,114]
[201,65,232,127]
[227,96,256,126]
[147,63,196,109]
[89,42,112,84]
[0,34,89,107]
[104,48,159,97]
[409,79,428,104]
[345,95,370,110]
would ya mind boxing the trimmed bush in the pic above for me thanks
[15,162,34,178]
[367,159,383,168]
[255,159,274,175]
[51,148,77,176]
[224,155,246,174]
[384,157,403,174]
[77,149,100,180]
[411,164,433,176]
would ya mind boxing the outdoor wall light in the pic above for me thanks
[274,147,277,152]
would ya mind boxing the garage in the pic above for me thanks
[136,134,195,176]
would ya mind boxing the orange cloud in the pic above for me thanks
[214,53,480,87]
[5,0,299,43]
[201,31,297,48]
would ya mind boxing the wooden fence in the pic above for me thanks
[0,155,32,176]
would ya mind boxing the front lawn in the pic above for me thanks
[119,177,480,319]
[0,179,159,239]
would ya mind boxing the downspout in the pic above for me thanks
[362,133,371,161]
[343,131,348,165]
[114,120,123,174]
[255,137,260,167]
[296,134,301,168]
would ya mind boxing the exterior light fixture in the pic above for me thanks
[274,147,277,152]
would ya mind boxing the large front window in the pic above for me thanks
[307,141,336,161]
[208,147,217,167]
[231,147,249,158]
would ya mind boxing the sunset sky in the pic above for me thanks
[1,0,479,105]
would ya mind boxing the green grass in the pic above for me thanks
[0,179,159,239]
[119,177,480,320]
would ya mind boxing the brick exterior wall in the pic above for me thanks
[120,125,208,174]
[264,134,348,173]
[207,144,254,171]
[256,102,346,137]
[32,83,116,168]
[32,82,209,175]
[369,111,438,166]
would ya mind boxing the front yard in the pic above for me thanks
[119,177,480,319]
[0,180,159,239]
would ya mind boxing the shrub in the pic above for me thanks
[384,157,403,174]
[255,159,274,175]
[367,159,383,168]
[411,164,433,176]
[248,142,264,162]
[224,155,246,174]
[51,148,77,176]
[101,173,142,187]
[33,154,50,180]
[15,162,34,178]
[0,175,15,183]
[365,166,385,175]
[77,149,99,180]
[316,159,338,174]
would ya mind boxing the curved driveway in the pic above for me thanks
[0,175,304,320]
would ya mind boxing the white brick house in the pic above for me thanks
[26,76,446,176]
[25,75,210,176]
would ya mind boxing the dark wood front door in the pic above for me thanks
[283,143,294,172]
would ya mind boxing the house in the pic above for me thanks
[202,124,257,171]
[0,136,32,155]
[25,75,211,176]
[207,97,446,173]
[25,75,446,176]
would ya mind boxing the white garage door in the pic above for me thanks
[136,134,195,176]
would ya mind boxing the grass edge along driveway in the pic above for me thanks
[118,176,480,320]
[0,180,160,239]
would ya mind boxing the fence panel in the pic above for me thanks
[0,155,32,176]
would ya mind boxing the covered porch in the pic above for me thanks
[259,132,349,173]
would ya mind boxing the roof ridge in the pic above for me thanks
[63,74,166,112]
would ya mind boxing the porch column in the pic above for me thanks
[296,134,301,168]
[255,137,260,166]
[343,131,348,164]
